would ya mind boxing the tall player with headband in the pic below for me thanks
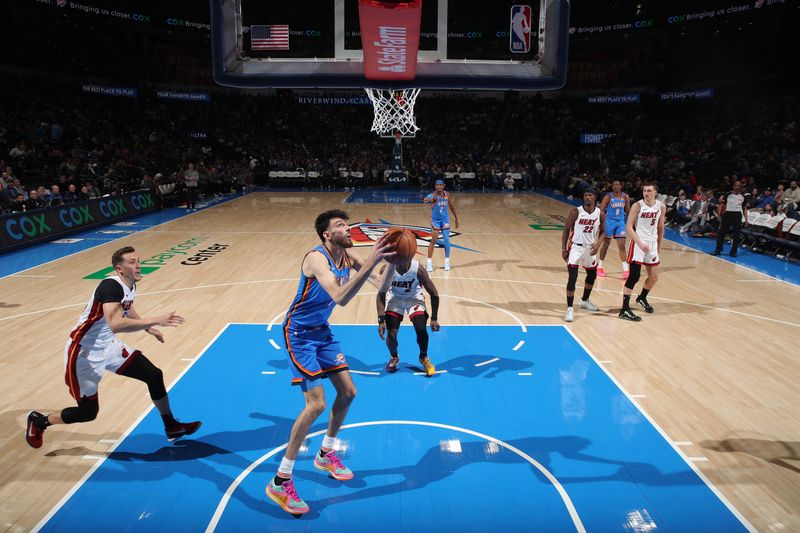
[423,179,459,272]
[597,180,631,279]
[619,182,665,321]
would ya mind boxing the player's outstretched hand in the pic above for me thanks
[430,320,440,332]
[157,311,185,328]
[378,322,386,340]
[369,232,397,264]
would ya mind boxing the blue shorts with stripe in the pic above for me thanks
[432,216,450,230]
[282,325,349,391]
[605,219,627,238]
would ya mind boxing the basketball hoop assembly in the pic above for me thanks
[364,88,421,137]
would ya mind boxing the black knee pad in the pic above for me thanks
[118,354,168,401]
[585,268,597,286]
[61,396,99,424]
[625,263,642,289]
[566,266,579,291]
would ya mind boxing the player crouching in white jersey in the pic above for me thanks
[562,189,605,322]
[619,182,666,321]
[25,246,200,449]
[377,259,440,376]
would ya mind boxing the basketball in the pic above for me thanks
[384,228,417,264]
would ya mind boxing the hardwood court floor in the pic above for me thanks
[1,191,798,531]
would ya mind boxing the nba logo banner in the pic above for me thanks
[510,5,532,54]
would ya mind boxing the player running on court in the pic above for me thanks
[619,182,665,321]
[597,180,631,279]
[268,210,395,515]
[376,258,440,376]
[25,246,200,449]
[562,190,605,322]
[423,179,459,272]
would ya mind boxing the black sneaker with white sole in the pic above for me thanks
[636,297,654,313]
[618,308,642,322]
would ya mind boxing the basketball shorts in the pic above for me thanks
[64,338,140,401]
[567,243,597,269]
[605,219,627,238]
[628,239,660,265]
[431,216,450,231]
[385,299,427,321]
[283,325,349,391]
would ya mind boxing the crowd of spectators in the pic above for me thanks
[2,74,798,242]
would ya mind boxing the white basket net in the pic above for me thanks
[364,88,421,137]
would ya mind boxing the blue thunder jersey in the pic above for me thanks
[606,192,627,222]
[429,192,450,222]
[284,245,351,330]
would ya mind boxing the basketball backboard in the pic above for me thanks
[211,0,570,91]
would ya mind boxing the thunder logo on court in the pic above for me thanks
[348,220,478,254]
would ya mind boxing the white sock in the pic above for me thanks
[278,456,295,477]
[598,259,604,268]
[321,434,336,451]
[622,261,629,272]
[426,258,432,264]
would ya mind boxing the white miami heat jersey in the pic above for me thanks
[69,276,135,353]
[386,260,423,305]
[635,199,662,241]
[570,205,601,246]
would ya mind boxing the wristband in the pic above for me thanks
[430,316,438,321]
[378,315,385,323]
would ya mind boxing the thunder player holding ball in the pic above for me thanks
[562,190,605,322]
[423,179,459,272]
[376,258,440,377]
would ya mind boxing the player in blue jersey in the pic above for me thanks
[423,179,459,272]
[597,180,631,279]
[267,210,395,515]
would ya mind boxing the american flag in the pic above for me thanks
[251,25,289,50]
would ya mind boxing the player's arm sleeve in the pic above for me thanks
[418,268,439,319]
[95,279,124,304]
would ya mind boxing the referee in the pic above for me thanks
[712,180,749,257]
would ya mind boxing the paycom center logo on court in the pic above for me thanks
[82,236,230,279]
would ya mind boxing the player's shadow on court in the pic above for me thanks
[319,354,533,379]
[448,258,520,271]
[0,302,21,308]
[301,434,706,517]
[519,265,569,273]
[92,413,340,519]
[635,299,756,317]
[700,438,800,474]
[436,354,533,378]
